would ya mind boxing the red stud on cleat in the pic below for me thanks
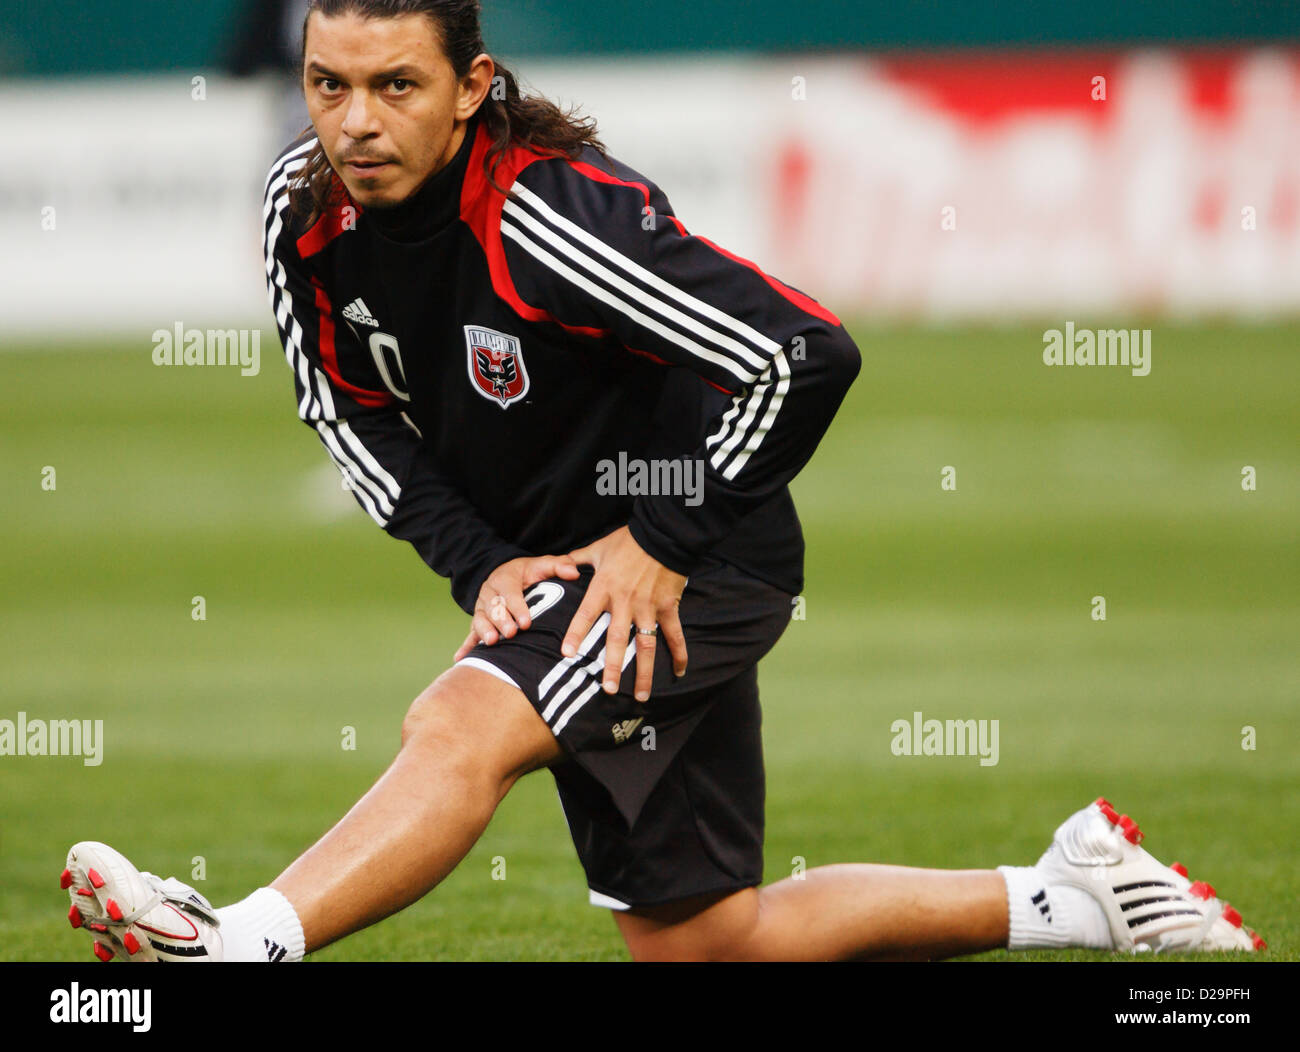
[68,905,82,929]
[1249,930,1267,951]
[93,941,114,962]
[76,887,93,897]
[1170,862,1189,878]
[1094,797,1114,811]
[1188,880,1217,900]
[1221,906,1243,928]
[1098,803,1120,824]
[87,868,106,889]
[89,922,108,933]
[105,899,123,922]
[123,932,141,956]
[1118,815,1144,843]
[60,868,73,890]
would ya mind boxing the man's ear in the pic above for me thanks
[456,54,496,120]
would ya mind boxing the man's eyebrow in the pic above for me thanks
[373,65,423,80]
[305,62,424,81]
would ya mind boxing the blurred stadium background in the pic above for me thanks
[1,1,1296,960]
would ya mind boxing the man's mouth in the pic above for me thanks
[345,159,394,178]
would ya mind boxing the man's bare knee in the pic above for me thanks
[400,666,561,786]
[615,888,761,962]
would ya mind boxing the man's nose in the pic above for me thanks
[341,91,381,139]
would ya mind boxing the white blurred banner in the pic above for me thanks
[527,48,1300,320]
[0,77,283,341]
[3,50,1298,340]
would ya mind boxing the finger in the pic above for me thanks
[603,609,632,695]
[659,605,688,678]
[632,621,657,702]
[551,555,582,580]
[485,592,519,639]
[473,600,499,646]
[562,587,606,658]
[504,589,533,632]
[452,628,479,663]
[523,555,581,588]
[567,544,594,567]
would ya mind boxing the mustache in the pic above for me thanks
[340,152,396,165]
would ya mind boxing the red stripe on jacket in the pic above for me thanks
[312,280,395,408]
[460,125,610,340]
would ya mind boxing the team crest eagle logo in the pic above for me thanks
[465,325,529,409]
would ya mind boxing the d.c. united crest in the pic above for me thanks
[465,325,529,409]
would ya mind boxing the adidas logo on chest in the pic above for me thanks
[342,298,379,328]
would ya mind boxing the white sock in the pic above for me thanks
[214,888,306,962]
[998,865,1113,950]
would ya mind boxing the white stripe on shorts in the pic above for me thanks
[454,657,522,692]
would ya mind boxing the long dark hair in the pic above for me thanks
[290,0,608,222]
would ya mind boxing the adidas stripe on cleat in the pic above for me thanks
[1036,798,1263,954]
[64,842,223,962]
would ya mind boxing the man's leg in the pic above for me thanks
[262,665,562,954]
[612,800,1264,960]
[613,868,1008,962]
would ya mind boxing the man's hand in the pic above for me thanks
[562,526,688,703]
[453,554,582,662]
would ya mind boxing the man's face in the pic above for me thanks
[303,11,481,209]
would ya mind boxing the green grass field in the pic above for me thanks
[1,321,1296,961]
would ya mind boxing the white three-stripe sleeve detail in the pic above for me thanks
[502,198,767,375]
[316,422,395,520]
[500,219,755,387]
[510,183,782,358]
[310,368,403,525]
[274,261,318,421]
[264,162,309,280]
[310,366,336,419]
[263,163,405,526]
[711,371,770,469]
[262,139,316,200]
[336,420,401,502]
[324,420,396,514]
[267,206,322,423]
[316,432,386,526]
[718,353,791,480]
[706,396,745,450]
[505,181,793,484]
[263,157,308,230]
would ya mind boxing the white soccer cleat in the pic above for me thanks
[1037,797,1266,954]
[63,841,223,962]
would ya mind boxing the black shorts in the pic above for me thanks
[455,556,795,910]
